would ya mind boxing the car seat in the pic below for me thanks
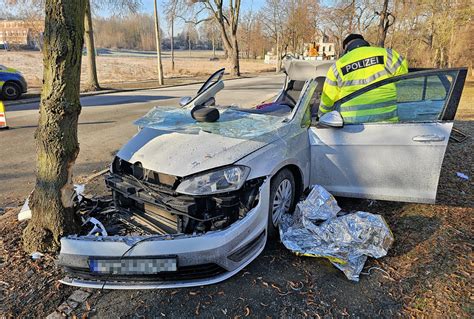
[280,80,306,107]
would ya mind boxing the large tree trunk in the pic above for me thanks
[230,37,240,76]
[84,0,100,91]
[23,0,86,253]
[153,0,164,85]
[211,1,241,77]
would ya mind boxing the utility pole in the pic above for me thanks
[154,0,164,85]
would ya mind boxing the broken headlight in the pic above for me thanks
[176,166,251,195]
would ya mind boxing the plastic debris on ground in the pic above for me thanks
[18,185,85,222]
[31,252,44,260]
[83,217,108,236]
[456,172,469,180]
[279,185,394,281]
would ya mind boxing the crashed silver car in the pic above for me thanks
[58,60,467,289]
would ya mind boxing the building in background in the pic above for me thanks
[304,34,336,60]
[0,20,44,49]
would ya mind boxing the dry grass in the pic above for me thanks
[0,51,275,89]
[456,81,474,120]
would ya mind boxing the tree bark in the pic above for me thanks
[153,0,164,85]
[170,16,175,71]
[84,0,100,91]
[23,0,86,253]
[212,35,216,58]
[207,0,241,76]
[230,36,240,76]
[188,36,192,57]
[275,32,281,73]
[377,0,390,47]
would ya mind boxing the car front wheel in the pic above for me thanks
[268,168,296,238]
[2,82,21,100]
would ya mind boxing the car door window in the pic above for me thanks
[335,70,460,124]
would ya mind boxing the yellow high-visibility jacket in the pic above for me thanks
[319,46,408,123]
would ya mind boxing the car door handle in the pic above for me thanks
[412,135,446,142]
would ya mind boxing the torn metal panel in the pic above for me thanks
[280,185,394,281]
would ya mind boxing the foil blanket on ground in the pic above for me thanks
[279,185,394,281]
[134,107,287,140]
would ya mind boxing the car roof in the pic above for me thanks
[283,59,333,81]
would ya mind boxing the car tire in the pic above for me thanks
[267,168,296,239]
[2,82,21,100]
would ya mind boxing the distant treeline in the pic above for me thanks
[93,14,223,52]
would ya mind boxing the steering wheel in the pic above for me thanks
[197,68,225,94]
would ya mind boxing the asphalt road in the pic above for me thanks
[0,74,285,207]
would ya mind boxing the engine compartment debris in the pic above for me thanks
[83,217,108,236]
[104,164,264,236]
[279,185,394,281]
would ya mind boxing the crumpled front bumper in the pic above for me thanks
[58,180,270,289]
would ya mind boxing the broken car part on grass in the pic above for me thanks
[279,185,394,281]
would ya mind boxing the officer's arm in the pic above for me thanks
[318,64,340,117]
[388,49,408,76]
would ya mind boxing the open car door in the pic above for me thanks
[309,68,467,203]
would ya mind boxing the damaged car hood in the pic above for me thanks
[117,107,289,177]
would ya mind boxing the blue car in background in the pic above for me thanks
[0,65,28,100]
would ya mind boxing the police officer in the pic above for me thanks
[319,34,408,123]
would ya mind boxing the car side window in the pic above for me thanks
[337,71,457,124]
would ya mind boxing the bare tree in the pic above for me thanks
[202,18,220,57]
[184,23,199,56]
[188,0,242,76]
[23,0,86,252]
[376,0,395,47]
[93,14,156,50]
[163,0,187,71]
[84,0,100,90]
[83,0,141,91]
[261,0,286,72]
[319,0,357,56]
[154,0,164,85]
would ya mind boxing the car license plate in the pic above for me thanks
[89,257,177,275]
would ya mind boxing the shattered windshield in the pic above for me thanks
[135,107,288,139]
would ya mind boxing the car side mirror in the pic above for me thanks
[319,111,344,128]
[179,96,192,107]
